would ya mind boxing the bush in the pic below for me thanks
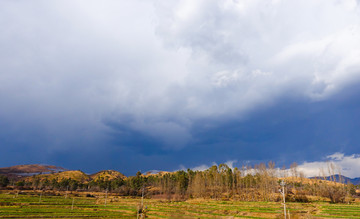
[0,175,9,187]
[294,194,309,202]
[320,184,347,203]
[285,191,309,203]
[16,181,25,187]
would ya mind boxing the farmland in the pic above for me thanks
[1,191,360,218]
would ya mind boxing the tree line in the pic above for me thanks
[0,162,358,203]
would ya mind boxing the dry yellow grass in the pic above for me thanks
[144,171,173,177]
[90,170,126,181]
[282,176,344,186]
[25,170,90,183]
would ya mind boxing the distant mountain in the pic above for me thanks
[0,164,67,180]
[310,174,360,185]
[351,178,360,185]
[0,164,128,183]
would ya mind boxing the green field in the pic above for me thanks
[0,192,360,218]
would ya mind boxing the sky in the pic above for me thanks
[1,0,360,177]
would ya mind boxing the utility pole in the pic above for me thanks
[280,180,287,219]
[137,187,145,219]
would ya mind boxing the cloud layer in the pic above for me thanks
[298,153,360,178]
[1,1,360,174]
[1,1,360,149]
[184,153,360,178]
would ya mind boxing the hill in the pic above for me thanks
[25,170,90,183]
[144,170,173,177]
[0,164,67,180]
[0,165,128,185]
[90,170,126,181]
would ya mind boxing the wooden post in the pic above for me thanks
[288,209,290,219]
[71,198,74,210]
[137,205,139,219]
[105,188,108,207]
[65,185,69,199]
[141,187,145,218]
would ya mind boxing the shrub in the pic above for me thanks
[0,175,9,187]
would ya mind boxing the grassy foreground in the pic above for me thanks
[0,191,360,218]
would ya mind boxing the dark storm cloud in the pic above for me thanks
[1,0,360,175]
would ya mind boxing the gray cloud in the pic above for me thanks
[1,0,360,151]
[297,153,360,178]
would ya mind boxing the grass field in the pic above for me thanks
[0,191,360,218]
